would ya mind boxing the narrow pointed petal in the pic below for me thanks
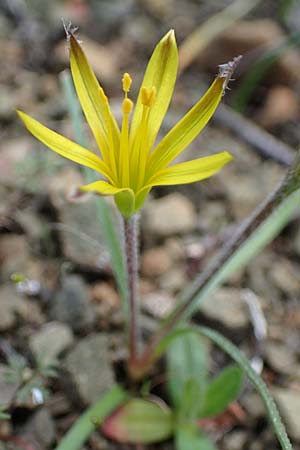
[130,30,178,151]
[80,180,132,196]
[148,151,232,186]
[80,181,135,217]
[148,76,225,173]
[17,110,111,179]
[69,33,120,156]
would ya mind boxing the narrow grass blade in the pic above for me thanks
[55,385,128,450]
[60,70,128,311]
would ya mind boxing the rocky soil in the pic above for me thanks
[0,1,300,449]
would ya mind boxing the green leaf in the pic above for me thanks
[159,327,293,450]
[179,378,205,420]
[102,398,174,444]
[199,365,244,418]
[167,333,208,408]
[175,423,217,450]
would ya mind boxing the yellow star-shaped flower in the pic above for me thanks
[18,29,235,217]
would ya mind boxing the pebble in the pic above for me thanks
[222,163,283,220]
[159,267,187,293]
[268,259,300,297]
[255,85,298,128]
[265,340,299,376]
[141,292,175,319]
[0,286,20,331]
[241,391,265,419]
[0,364,19,407]
[197,19,300,85]
[223,430,248,450]
[0,285,44,331]
[273,388,300,440]
[200,287,249,329]
[20,408,56,447]
[141,246,173,277]
[64,334,115,405]
[0,235,29,281]
[143,193,197,237]
[29,322,74,364]
[50,275,95,332]
[90,282,120,317]
[48,168,106,268]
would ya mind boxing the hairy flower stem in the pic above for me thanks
[123,214,141,370]
[129,153,300,380]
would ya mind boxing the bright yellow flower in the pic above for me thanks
[18,29,234,217]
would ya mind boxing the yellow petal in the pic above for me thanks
[148,77,225,174]
[69,33,120,159]
[148,151,232,186]
[17,110,111,179]
[130,30,178,152]
[80,180,131,195]
[80,181,134,217]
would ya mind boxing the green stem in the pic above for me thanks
[54,386,128,450]
[123,214,141,367]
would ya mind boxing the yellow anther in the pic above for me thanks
[141,86,156,107]
[122,98,133,115]
[122,73,132,93]
[148,86,156,107]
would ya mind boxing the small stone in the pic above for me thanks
[21,408,56,446]
[200,287,249,329]
[50,275,95,332]
[29,322,74,364]
[0,364,19,407]
[90,282,120,318]
[159,267,187,293]
[295,227,300,256]
[0,235,30,280]
[222,163,283,220]
[165,238,186,261]
[199,201,228,233]
[0,285,33,331]
[224,430,247,450]
[48,168,106,268]
[141,247,173,277]
[143,193,197,237]
[265,341,298,375]
[273,388,300,440]
[268,259,300,296]
[197,19,300,85]
[255,85,298,128]
[65,334,115,405]
[141,292,175,319]
[241,391,266,419]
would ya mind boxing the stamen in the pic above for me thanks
[122,98,133,115]
[122,73,132,94]
[141,86,156,107]
[120,98,133,186]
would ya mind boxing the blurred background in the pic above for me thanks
[0,0,300,449]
